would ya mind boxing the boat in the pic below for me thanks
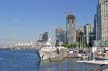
[39,32,58,61]
[95,56,108,60]
[95,47,108,60]
[77,47,108,71]
[77,60,108,71]
[39,44,67,61]
[39,42,57,61]
[39,31,67,61]
[49,46,67,62]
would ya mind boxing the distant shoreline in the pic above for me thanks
[0,48,38,51]
[0,48,11,50]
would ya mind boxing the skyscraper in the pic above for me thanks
[42,32,49,42]
[66,14,76,44]
[94,14,97,40]
[96,0,108,41]
[56,27,66,45]
[37,32,49,42]
[84,24,94,46]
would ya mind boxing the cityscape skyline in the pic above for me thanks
[0,0,96,41]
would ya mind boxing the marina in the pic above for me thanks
[0,45,108,71]
[0,0,108,71]
[0,50,98,71]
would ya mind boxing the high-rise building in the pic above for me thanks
[42,32,49,42]
[60,31,66,43]
[56,27,66,45]
[94,14,98,40]
[84,24,94,46]
[76,30,81,43]
[76,29,85,48]
[37,32,49,42]
[79,27,84,32]
[96,0,108,41]
[66,14,76,44]
[84,24,93,36]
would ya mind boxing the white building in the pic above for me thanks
[96,0,108,40]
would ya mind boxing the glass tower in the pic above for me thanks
[66,14,76,44]
[97,0,108,40]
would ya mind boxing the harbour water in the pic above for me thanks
[0,50,93,71]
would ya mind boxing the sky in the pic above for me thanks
[0,0,97,42]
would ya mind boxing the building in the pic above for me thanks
[76,30,81,43]
[79,26,84,32]
[84,24,95,46]
[37,32,49,42]
[66,14,76,44]
[96,0,108,41]
[42,32,49,42]
[94,14,98,40]
[56,27,66,45]
[76,30,82,47]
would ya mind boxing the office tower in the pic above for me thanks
[94,15,98,40]
[42,32,49,42]
[66,14,76,44]
[56,27,66,45]
[84,24,94,46]
[37,32,49,42]
[97,0,108,40]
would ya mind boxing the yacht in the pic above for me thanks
[95,47,108,60]
[77,47,108,71]
[39,35,58,61]
[39,42,57,60]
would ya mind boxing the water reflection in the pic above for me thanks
[40,58,93,71]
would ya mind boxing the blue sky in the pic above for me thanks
[0,0,97,41]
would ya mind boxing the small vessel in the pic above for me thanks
[95,47,108,60]
[77,60,108,71]
[77,47,108,71]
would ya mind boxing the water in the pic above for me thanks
[0,50,93,71]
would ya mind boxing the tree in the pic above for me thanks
[68,43,77,48]
[62,42,68,47]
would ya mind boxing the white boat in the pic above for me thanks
[39,32,58,61]
[77,47,108,71]
[77,60,108,71]
[95,56,108,60]
[39,46,57,60]
[39,45,67,60]
[39,31,67,61]
[95,47,108,60]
